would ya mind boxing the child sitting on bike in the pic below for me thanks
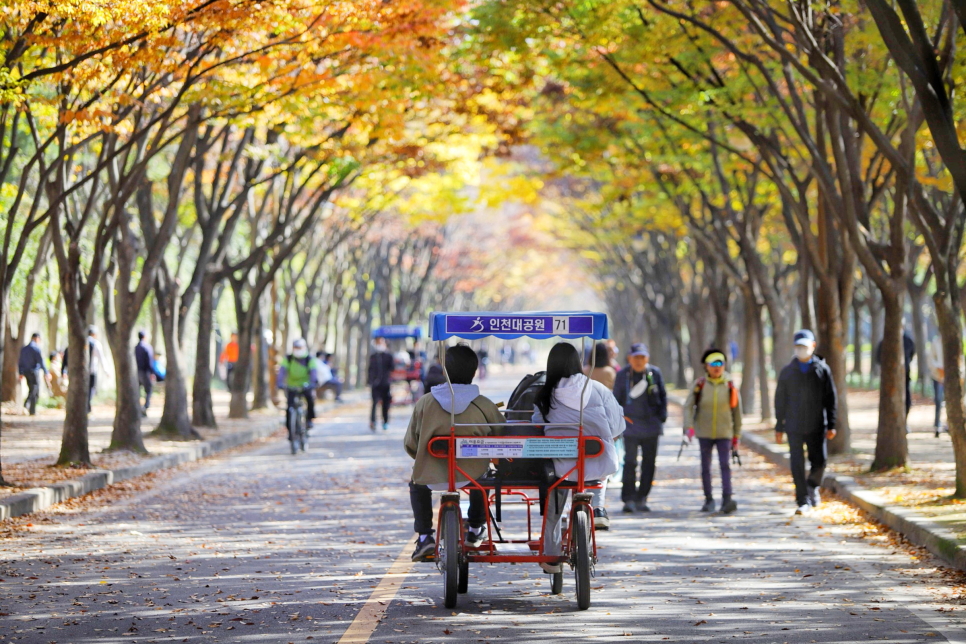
[404,344,505,562]
[277,338,320,431]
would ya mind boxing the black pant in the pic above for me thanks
[138,370,153,410]
[285,389,316,430]
[934,379,944,428]
[23,370,41,415]
[371,383,391,424]
[622,435,660,503]
[787,431,827,506]
[905,376,912,418]
[410,481,485,535]
[88,374,97,413]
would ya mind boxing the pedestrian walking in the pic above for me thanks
[683,349,742,514]
[316,352,344,402]
[585,341,619,526]
[613,343,668,513]
[930,336,945,437]
[775,329,838,515]
[585,342,616,390]
[135,331,155,416]
[220,332,239,388]
[18,333,49,415]
[532,343,623,566]
[368,337,394,431]
[86,326,105,413]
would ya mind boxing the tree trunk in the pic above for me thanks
[711,274,731,352]
[935,288,966,497]
[105,313,147,453]
[870,297,883,380]
[191,274,218,427]
[155,272,200,440]
[0,304,8,484]
[909,286,928,396]
[821,294,852,455]
[229,323,253,419]
[799,255,815,332]
[872,288,909,470]
[851,297,863,379]
[2,321,19,403]
[674,319,688,388]
[252,304,269,410]
[739,288,758,414]
[57,323,92,466]
[756,308,772,421]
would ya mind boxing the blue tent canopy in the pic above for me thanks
[429,311,608,341]
[372,325,423,340]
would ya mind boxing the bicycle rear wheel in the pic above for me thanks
[573,508,591,610]
[440,506,460,608]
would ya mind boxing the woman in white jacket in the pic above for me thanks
[532,343,625,571]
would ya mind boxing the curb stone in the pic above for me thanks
[0,392,366,521]
[740,430,966,572]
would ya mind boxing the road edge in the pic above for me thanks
[740,430,966,572]
[0,393,363,521]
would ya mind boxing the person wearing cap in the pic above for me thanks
[135,330,155,417]
[775,329,838,515]
[613,342,668,513]
[683,348,742,513]
[277,339,321,432]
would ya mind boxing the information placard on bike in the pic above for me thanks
[455,437,579,459]
[444,315,593,336]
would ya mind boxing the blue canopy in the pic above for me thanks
[372,325,423,340]
[429,311,609,341]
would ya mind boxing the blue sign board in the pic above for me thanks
[430,311,607,341]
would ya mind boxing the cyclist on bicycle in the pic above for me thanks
[277,338,320,431]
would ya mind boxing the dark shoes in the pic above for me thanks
[700,498,716,513]
[621,502,635,514]
[412,535,436,562]
[720,496,737,514]
[638,503,651,512]
[594,507,610,530]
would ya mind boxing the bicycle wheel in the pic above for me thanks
[550,570,563,595]
[573,508,591,610]
[440,506,460,608]
[287,409,298,455]
[298,408,307,452]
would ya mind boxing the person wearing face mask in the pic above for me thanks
[774,329,838,515]
[277,338,320,432]
[683,349,742,514]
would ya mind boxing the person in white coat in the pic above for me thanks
[532,342,624,572]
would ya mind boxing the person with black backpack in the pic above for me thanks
[532,343,624,570]
[683,349,743,514]
[613,343,668,513]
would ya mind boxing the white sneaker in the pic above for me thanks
[795,504,811,515]
[466,525,487,548]
[540,562,562,574]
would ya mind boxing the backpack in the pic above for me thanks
[692,377,738,419]
[505,371,546,421]
[490,371,556,520]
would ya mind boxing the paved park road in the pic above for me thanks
[2,374,965,644]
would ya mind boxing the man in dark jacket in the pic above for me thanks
[18,333,49,415]
[135,331,155,416]
[613,343,668,513]
[775,329,838,515]
[368,337,395,431]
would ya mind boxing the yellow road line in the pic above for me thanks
[337,541,416,644]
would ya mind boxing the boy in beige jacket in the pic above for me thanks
[404,344,505,561]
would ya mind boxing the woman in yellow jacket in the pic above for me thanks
[683,349,743,514]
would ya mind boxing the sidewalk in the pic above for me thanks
[734,388,966,570]
[0,387,366,518]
